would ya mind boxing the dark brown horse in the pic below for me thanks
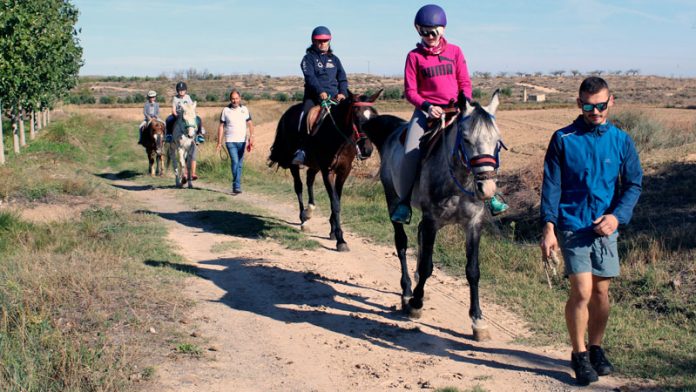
[142,119,166,176]
[268,90,382,251]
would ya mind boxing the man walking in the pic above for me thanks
[540,77,643,385]
[216,89,254,194]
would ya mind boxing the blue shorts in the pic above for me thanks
[558,230,620,277]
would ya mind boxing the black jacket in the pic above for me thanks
[301,47,348,101]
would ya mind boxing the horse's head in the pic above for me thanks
[346,89,382,160]
[178,101,198,139]
[148,120,166,154]
[454,90,506,200]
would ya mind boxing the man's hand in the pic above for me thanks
[593,214,618,236]
[335,93,346,102]
[427,105,444,119]
[540,222,558,259]
[246,137,253,152]
[215,143,222,152]
[319,92,329,101]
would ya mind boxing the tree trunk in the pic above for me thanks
[0,101,5,165]
[43,109,48,127]
[36,108,42,130]
[19,108,26,147]
[12,109,20,154]
[47,108,51,124]
[30,111,35,140]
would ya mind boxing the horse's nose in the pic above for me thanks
[476,179,497,200]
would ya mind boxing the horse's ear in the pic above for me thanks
[368,89,383,103]
[460,91,475,116]
[486,89,500,115]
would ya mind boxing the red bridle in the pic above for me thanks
[346,101,375,141]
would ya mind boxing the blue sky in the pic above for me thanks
[74,0,696,77]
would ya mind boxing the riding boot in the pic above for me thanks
[487,194,509,216]
[292,122,307,166]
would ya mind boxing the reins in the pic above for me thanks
[323,98,375,159]
[446,112,507,197]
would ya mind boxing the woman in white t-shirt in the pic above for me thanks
[215,89,254,194]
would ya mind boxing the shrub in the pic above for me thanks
[99,96,116,105]
[274,92,289,102]
[383,86,403,100]
[291,91,303,101]
[500,87,513,97]
[472,88,483,99]
[206,93,218,102]
[241,92,254,101]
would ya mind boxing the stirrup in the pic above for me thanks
[292,150,306,166]
[488,194,509,216]
[390,203,412,224]
[165,134,173,143]
[195,135,205,143]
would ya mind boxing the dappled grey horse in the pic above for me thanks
[170,102,198,189]
[363,91,505,341]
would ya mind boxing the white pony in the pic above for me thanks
[171,101,198,188]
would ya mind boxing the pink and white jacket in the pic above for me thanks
[404,37,473,110]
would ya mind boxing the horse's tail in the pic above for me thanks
[363,115,407,154]
[268,103,301,169]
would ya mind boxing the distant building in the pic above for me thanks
[528,93,546,102]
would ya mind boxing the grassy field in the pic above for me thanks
[193,106,696,390]
[0,116,198,391]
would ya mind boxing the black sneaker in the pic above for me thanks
[571,351,599,386]
[589,345,614,376]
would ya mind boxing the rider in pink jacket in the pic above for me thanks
[390,4,508,224]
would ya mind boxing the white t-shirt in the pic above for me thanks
[220,104,252,143]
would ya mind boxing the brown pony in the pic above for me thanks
[268,90,382,251]
[142,119,166,176]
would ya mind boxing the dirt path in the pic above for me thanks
[109,177,638,392]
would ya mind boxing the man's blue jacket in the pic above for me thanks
[541,116,643,233]
[301,47,348,101]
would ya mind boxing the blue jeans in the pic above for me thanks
[226,142,246,191]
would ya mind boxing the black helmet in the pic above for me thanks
[176,81,187,92]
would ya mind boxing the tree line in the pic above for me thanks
[0,0,83,165]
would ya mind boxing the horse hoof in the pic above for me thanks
[473,327,491,341]
[401,296,412,311]
[337,243,350,252]
[306,204,316,219]
[408,306,423,319]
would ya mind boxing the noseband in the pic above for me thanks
[346,101,375,159]
[448,113,507,196]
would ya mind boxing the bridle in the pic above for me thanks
[448,112,507,197]
[323,98,376,160]
[346,101,376,160]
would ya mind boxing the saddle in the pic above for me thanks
[306,105,328,136]
[398,107,460,160]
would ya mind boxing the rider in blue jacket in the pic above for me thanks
[292,26,349,166]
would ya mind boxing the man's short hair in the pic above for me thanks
[579,77,609,95]
[229,89,241,100]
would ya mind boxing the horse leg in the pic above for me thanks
[392,221,412,310]
[186,150,193,189]
[465,222,489,341]
[321,169,348,251]
[290,166,307,229]
[148,150,155,177]
[305,168,319,219]
[176,147,186,188]
[157,154,163,176]
[407,217,437,318]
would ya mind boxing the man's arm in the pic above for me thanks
[246,119,254,151]
[540,132,563,257]
[611,135,643,225]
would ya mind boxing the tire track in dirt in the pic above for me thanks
[109,177,639,392]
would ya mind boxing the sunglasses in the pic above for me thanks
[580,99,610,112]
[418,27,441,38]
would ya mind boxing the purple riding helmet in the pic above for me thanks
[414,4,447,27]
